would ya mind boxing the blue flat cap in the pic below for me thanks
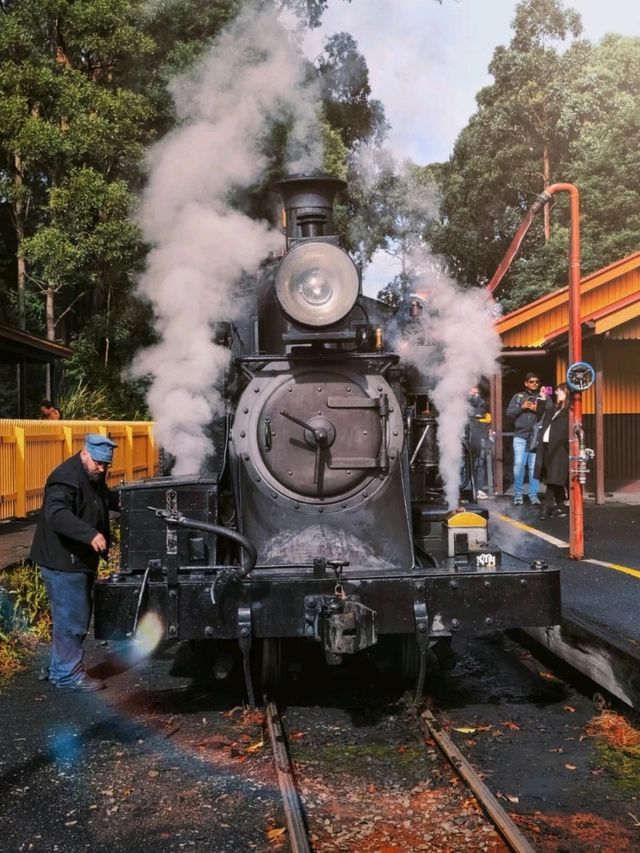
[85,433,117,463]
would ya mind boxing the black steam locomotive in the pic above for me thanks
[94,175,561,702]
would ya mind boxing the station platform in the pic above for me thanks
[489,494,640,709]
[2,497,640,708]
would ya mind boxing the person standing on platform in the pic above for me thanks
[30,434,120,692]
[505,372,548,506]
[468,385,490,499]
[535,383,570,519]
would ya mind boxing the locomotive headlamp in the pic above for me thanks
[275,242,359,327]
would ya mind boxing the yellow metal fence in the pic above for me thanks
[0,420,158,521]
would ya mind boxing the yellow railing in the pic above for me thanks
[0,420,158,521]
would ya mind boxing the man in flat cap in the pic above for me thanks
[31,434,120,691]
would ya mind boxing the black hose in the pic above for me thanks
[154,511,257,575]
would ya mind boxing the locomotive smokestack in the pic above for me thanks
[272,173,346,245]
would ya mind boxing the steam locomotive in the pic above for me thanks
[94,174,561,703]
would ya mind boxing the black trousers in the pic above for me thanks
[543,483,565,509]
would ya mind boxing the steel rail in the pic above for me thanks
[264,699,311,853]
[420,708,537,853]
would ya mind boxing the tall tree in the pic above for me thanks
[429,0,584,308]
[0,0,154,332]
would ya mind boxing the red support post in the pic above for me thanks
[487,183,584,558]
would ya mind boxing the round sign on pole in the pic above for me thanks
[566,361,595,392]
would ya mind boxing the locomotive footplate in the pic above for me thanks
[94,561,561,642]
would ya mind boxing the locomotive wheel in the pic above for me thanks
[400,635,420,683]
[382,635,453,682]
[258,638,285,692]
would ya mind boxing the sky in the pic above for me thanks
[302,0,640,294]
[304,0,640,164]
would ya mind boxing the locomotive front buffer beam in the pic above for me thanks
[94,564,561,651]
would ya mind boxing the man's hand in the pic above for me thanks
[522,399,537,411]
[90,532,108,553]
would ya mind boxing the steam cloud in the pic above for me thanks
[133,4,322,474]
[397,261,501,509]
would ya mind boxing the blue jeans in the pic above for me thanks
[512,436,539,500]
[41,568,95,686]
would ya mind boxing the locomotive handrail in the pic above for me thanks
[148,507,257,575]
[235,352,400,379]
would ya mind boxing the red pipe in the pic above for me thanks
[487,183,584,559]
[486,194,550,296]
[547,183,583,560]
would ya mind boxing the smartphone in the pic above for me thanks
[543,386,553,396]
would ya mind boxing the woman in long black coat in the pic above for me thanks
[533,382,570,518]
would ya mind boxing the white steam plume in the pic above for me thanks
[399,262,501,509]
[133,5,322,474]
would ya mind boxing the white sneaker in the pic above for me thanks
[476,490,488,499]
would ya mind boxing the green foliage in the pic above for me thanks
[317,32,388,150]
[0,0,393,418]
[430,1,640,311]
[0,562,50,680]
[0,562,51,641]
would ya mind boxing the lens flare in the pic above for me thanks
[115,611,165,668]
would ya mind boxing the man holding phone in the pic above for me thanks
[506,372,549,506]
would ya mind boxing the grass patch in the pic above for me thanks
[586,711,640,791]
[0,562,51,682]
[294,742,424,772]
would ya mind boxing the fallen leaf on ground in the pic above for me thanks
[267,827,287,842]
[502,721,521,731]
[563,705,577,713]
[245,740,264,753]
[452,726,476,734]
[565,763,577,770]
[289,731,306,740]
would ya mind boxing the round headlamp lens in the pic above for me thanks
[299,269,333,306]
[275,242,359,327]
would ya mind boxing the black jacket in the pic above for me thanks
[30,453,120,573]
[534,406,569,486]
[505,390,547,440]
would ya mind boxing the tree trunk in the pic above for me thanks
[13,155,27,329]
[543,145,551,241]
[46,285,56,340]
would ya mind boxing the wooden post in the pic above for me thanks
[63,425,73,460]
[125,425,134,482]
[147,422,156,476]
[594,337,605,504]
[14,426,26,518]
[491,371,504,495]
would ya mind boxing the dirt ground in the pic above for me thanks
[1,633,639,852]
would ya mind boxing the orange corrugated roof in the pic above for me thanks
[496,250,640,344]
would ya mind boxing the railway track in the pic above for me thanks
[419,707,536,853]
[262,632,639,852]
[264,689,533,852]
